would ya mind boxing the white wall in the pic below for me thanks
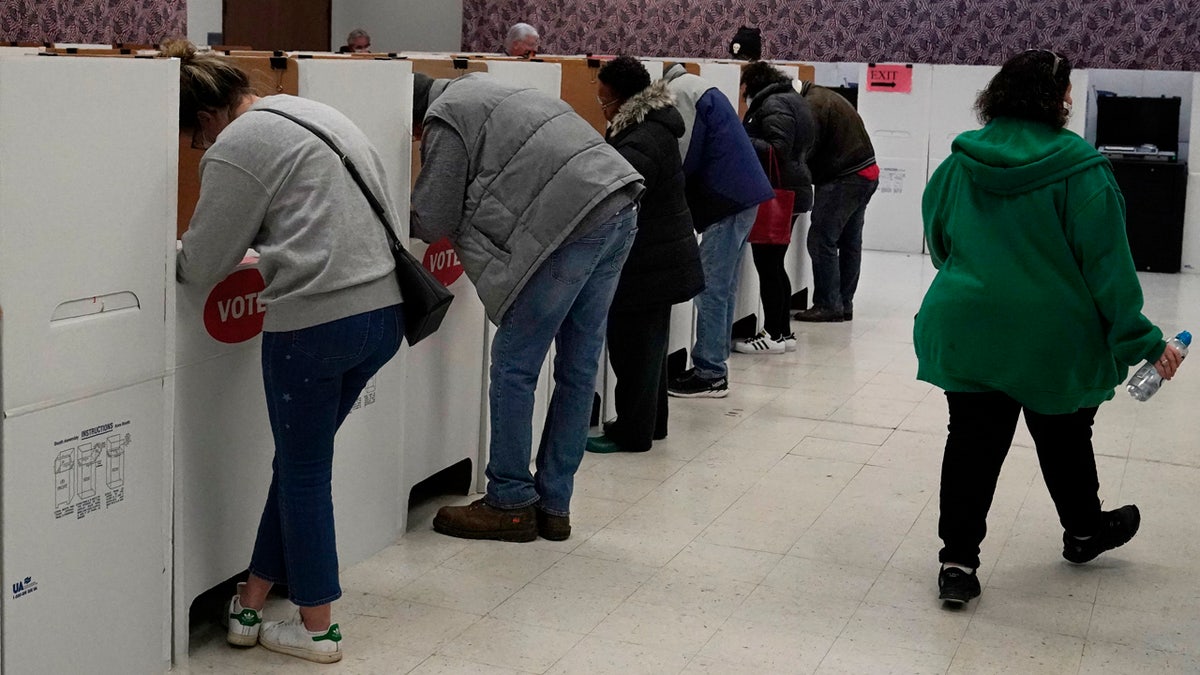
[186,0,223,45]
[332,0,464,53]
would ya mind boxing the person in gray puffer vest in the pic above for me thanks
[585,56,704,456]
[410,72,645,544]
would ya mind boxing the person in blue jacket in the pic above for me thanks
[661,63,775,397]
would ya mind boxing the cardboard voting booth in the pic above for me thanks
[0,56,177,675]
[858,63,933,254]
[172,54,413,663]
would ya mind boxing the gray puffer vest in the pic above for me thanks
[425,74,644,322]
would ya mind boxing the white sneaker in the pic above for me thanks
[782,333,797,352]
[226,584,262,647]
[734,331,785,354]
[259,616,343,663]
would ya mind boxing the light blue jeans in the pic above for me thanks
[484,207,637,516]
[691,206,757,380]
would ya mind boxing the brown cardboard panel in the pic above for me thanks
[177,134,205,239]
[409,57,487,80]
[177,54,300,237]
[538,57,607,135]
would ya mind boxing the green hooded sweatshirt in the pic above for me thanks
[915,117,1165,414]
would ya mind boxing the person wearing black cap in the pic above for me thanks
[729,26,762,61]
[409,72,646,543]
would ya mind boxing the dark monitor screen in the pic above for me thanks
[1095,96,1181,152]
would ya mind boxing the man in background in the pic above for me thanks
[503,23,540,57]
[342,28,371,53]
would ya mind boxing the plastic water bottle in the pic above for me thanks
[1127,330,1191,401]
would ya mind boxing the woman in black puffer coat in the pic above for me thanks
[587,56,705,454]
[737,61,816,354]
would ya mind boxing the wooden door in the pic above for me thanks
[223,0,331,52]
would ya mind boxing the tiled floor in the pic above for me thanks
[184,251,1200,674]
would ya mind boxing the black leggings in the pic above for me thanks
[939,391,1102,569]
[605,304,671,451]
[750,243,791,339]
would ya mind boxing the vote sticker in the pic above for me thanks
[423,238,464,287]
[203,268,267,343]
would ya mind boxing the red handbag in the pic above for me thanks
[747,148,795,245]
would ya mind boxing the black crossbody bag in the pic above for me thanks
[257,108,453,346]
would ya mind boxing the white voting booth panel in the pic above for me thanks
[0,47,41,58]
[733,244,763,331]
[402,244,488,497]
[1183,175,1200,273]
[1191,73,1200,168]
[0,57,176,674]
[3,381,170,675]
[698,62,742,109]
[786,212,813,310]
[1187,73,1200,273]
[486,60,562,98]
[858,63,932,254]
[0,59,175,412]
[172,60,413,663]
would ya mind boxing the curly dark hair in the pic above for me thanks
[597,56,651,100]
[976,49,1073,128]
[740,61,790,99]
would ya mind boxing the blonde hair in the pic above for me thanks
[161,40,253,129]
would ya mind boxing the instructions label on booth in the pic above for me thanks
[51,418,133,522]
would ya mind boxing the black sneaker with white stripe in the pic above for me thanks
[668,369,728,398]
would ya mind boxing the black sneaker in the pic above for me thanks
[1062,505,1141,564]
[937,566,981,607]
[667,370,728,398]
[793,306,844,323]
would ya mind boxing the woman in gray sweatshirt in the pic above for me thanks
[169,41,402,665]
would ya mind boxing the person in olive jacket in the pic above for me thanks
[737,61,815,354]
[587,56,705,454]
[916,50,1184,608]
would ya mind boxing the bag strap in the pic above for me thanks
[766,146,783,185]
[254,107,404,251]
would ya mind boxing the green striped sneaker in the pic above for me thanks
[259,616,343,664]
[226,586,262,647]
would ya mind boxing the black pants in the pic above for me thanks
[750,243,791,339]
[605,304,670,451]
[939,391,1102,569]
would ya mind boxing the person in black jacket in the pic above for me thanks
[588,56,705,454]
[737,61,816,354]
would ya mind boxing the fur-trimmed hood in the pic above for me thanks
[609,80,683,138]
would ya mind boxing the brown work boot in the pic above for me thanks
[433,499,537,542]
[536,509,571,541]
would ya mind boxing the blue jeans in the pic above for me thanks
[485,207,637,516]
[250,304,403,607]
[807,174,878,313]
[692,206,757,380]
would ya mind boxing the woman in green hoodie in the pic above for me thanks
[915,50,1184,606]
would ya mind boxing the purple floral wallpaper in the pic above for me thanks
[463,0,1200,70]
[1,0,186,45]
